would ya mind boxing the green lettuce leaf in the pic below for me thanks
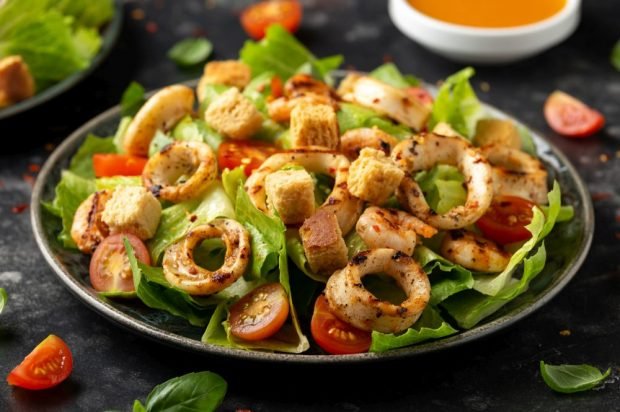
[72,26,101,61]
[69,135,116,178]
[148,131,174,157]
[198,84,230,114]
[0,287,7,314]
[370,306,457,352]
[113,116,133,153]
[540,362,611,394]
[518,125,537,156]
[429,67,483,138]
[337,103,412,140]
[370,63,419,88]
[50,0,114,28]
[95,176,140,191]
[240,24,342,82]
[148,182,235,263]
[120,82,146,117]
[172,115,225,151]
[611,40,620,71]
[416,164,466,214]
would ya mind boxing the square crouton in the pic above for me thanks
[348,148,404,205]
[204,88,263,140]
[473,119,521,149]
[290,103,339,149]
[102,186,162,240]
[300,208,348,276]
[203,60,251,89]
[266,169,315,225]
[0,56,34,108]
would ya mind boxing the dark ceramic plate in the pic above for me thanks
[0,0,123,120]
[31,80,594,364]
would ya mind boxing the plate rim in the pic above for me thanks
[0,0,124,120]
[31,79,595,365]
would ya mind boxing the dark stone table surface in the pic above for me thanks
[1,0,619,410]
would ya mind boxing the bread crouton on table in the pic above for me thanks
[204,87,263,140]
[347,148,404,205]
[102,186,162,240]
[265,168,315,225]
[299,208,348,276]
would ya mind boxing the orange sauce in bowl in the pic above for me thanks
[407,0,567,28]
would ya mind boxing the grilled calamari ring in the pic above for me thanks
[142,141,217,202]
[163,219,250,295]
[340,127,399,161]
[244,147,363,234]
[70,190,112,254]
[325,248,430,333]
[480,144,548,204]
[440,229,510,273]
[392,133,493,230]
[123,85,195,156]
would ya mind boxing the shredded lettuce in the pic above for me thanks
[370,63,420,88]
[50,0,114,28]
[429,67,483,138]
[416,165,466,214]
[370,306,457,353]
[171,116,223,151]
[337,103,412,140]
[240,25,342,82]
[414,246,474,305]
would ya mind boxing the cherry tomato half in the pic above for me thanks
[229,282,290,341]
[92,154,148,177]
[240,0,302,40]
[544,91,605,138]
[89,233,151,293]
[476,195,536,245]
[311,295,371,355]
[7,335,73,390]
[217,140,279,176]
[405,86,434,107]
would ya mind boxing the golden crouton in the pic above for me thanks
[197,60,251,101]
[102,186,162,240]
[204,88,263,139]
[433,122,465,139]
[473,119,521,149]
[300,208,348,276]
[289,103,339,149]
[348,148,404,205]
[0,56,35,108]
[266,169,315,225]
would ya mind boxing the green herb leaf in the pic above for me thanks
[69,135,116,178]
[132,399,147,412]
[337,103,412,140]
[540,361,611,393]
[140,371,227,412]
[168,37,213,67]
[416,164,466,214]
[0,288,7,313]
[611,40,620,72]
[370,63,420,88]
[121,82,146,117]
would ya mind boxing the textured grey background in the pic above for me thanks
[1,0,619,410]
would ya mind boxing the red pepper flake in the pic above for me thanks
[192,27,207,37]
[131,8,145,20]
[11,204,28,214]
[615,232,620,240]
[28,163,41,173]
[189,214,197,223]
[591,192,611,202]
[146,21,158,34]
[382,54,393,63]
[345,64,357,71]
[615,214,620,223]
[22,174,35,186]
[44,143,55,152]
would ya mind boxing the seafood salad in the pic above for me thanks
[44,26,574,355]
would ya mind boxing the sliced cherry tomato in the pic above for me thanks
[7,335,73,390]
[240,0,302,40]
[544,91,605,138]
[229,283,290,341]
[476,195,536,245]
[92,154,148,177]
[270,75,284,99]
[89,233,150,293]
[311,295,371,355]
[405,86,434,106]
[217,140,279,176]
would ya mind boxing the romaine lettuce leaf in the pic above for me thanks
[370,63,420,88]
[69,135,116,178]
[429,67,483,138]
[72,26,101,61]
[172,116,223,151]
[50,0,114,28]
[95,176,140,191]
[370,306,457,352]
[120,82,145,118]
[416,164,466,214]
[337,103,412,140]
[518,125,537,156]
[240,25,342,82]
[113,116,132,153]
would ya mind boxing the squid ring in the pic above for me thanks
[392,133,493,230]
[142,141,218,202]
[244,147,363,234]
[325,248,431,334]
[163,219,250,295]
[480,144,548,204]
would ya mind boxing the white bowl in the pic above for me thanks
[388,0,580,64]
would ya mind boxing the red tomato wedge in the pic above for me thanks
[217,141,279,176]
[89,233,150,293]
[229,283,290,341]
[405,86,434,106]
[544,91,605,138]
[240,0,302,40]
[311,295,371,355]
[7,335,73,390]
[92,154,148,177]
[476,195,536,245]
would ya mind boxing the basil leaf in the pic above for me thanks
[121,81,146,117]
[141,371,227,412]
[611,40,620,72]
[168,37,213,67]
[540,361,611,393]
[0,287,7,313]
